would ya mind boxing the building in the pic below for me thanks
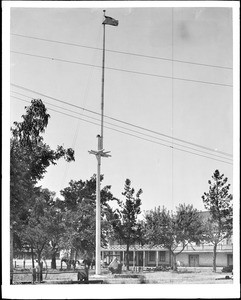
[100,240,233,268]
[100,211,233,268]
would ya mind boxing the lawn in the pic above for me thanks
[139,268,233,284]
[12,260,233,284]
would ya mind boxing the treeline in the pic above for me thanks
[10,100,233,274]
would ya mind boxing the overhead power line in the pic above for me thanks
[10,83,233,158]
[11,33,233,70]
[11,51,233,88]
[11,94,233,166]
[11,90,233,162]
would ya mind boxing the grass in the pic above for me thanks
[12,260,233,284]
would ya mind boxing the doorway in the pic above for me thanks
[189,255,199,267]
[227,254,233,266]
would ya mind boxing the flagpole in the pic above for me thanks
[88,9,115,276]
[101,10,106,150]
[95,134,101,275]
[94,10,106,276]
[96,9,107,276]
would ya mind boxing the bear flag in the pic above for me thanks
[102,16,119,26]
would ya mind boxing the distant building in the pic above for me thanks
[100,211,233,268]
[100,241,233,268]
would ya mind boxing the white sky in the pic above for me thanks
[9,5,234,214]
[2,1,240,298]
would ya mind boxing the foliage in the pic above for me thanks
[144,204,205,271]
[42,194,69,269]
[59,175,118,257]
[20,191,52,262]
[201,169,233,272]
[18,188,70,270]
[112,179,143,270]
[10,99,75,270]
[63,199,96,257]
[10,99,75,228]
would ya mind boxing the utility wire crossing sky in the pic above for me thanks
[10,84,233,165]
[8,6,235,214]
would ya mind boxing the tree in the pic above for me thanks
[112,179,143,270]
[144,204,205,271]
[19,188,70,275]
[20,191,53,280]
[202,170,233,272]
[40,191,68,270]
[10,99,75,277]
[64,198,96,265]
[10,99,75,227]
[60,175,117,259]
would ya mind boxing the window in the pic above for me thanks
[128,252,133,261]
[149,251,156,261]
[159,251,165,262]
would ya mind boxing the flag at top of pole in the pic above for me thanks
[102,15,119,26]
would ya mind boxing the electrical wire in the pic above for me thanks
[11,83,233,158]
[61,26,102,190]
[11,90,233,162]
[11,95,233,166]
[10,51,233,88]
[11,33,233,70]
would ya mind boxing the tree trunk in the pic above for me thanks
[172,252,178,271]
[75,249,78,261]
[31,245,35,269]
[213,243,217,272]
[51,252,57,269]
[37,253,43,282]
[43,258,48,279]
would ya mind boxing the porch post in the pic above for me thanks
[133,251,135,269]
[156,250,159,267]
[143,251,146,268]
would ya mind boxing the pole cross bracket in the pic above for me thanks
[88,149,111,157]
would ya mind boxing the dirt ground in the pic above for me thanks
[12,259,233,284]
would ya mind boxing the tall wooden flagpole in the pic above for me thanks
[89,10,114,275]
[100,10,106,151]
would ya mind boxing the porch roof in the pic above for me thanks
[101,244,166,251]
[101,243,233,252]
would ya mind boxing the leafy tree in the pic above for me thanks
[10,99,74,228]
[60,175,117,259]
[20,191,52,278]
[19,188,69,273]
[41,192,68,269]
[64,199,96,265]
[144,204,205,271]
[10,99,75,276]
[112,179,143,270]
[202,170,233,272]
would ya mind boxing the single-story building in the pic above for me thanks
[100,240,233,268]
